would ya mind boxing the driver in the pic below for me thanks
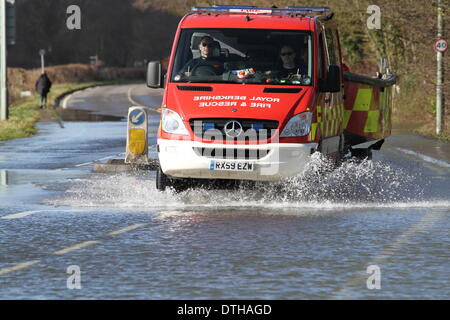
[179,35,225,77]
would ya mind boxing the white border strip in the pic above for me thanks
[1,210,43,220]
[397,148,450,168]
[53,241,99,255]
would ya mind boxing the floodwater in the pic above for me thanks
[0,85,449,299]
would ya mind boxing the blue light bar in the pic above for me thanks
[284,6,331,12]
[212,5,258,9]
[191,5,331,16]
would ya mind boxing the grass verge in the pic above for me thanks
[0,81,137,141]
[392,73,449,142]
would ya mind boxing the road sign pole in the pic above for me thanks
[436,0,444,135]
[39,49,46,73]
[0,0,8,121]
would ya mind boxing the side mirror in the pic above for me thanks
[147,61,163,88]
[319,65,341,93]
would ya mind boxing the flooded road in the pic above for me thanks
[0,84,449,299]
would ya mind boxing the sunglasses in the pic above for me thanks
[200,42,214,48]
[280,52,295,56]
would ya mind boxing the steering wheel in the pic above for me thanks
[191,64,221,76]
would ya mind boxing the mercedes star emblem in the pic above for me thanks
[224,121,243,138]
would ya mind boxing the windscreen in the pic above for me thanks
[170,28,313,86]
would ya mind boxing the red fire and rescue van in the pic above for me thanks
[147,5,396,191]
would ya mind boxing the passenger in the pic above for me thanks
[268,45,307,78]
[179,35,224,77]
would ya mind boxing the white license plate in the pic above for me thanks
[210,160,254,171]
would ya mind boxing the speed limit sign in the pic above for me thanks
[434,38,448,53]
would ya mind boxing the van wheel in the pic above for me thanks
[156,167,191,192]
[156,166,170,191]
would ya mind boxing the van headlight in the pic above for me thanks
[161,108,189,135]
[280,111,313,137]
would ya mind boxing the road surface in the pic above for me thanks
[0,84,449,299]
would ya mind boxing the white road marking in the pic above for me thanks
[61,94,71,109]
[1,221,146,276]
[98,154,123,161]
[1,210,43,220]
[127,86,141,106]
[74,153,126,167]
[0,260,41,275]
[61,91,79,109]
[53,241,99,255]
[108,223,146,236]
[397,148,450,168]
[75,161,94,167]
[1,208,89,220]
[127,86,160,113]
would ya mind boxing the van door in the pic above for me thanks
[317,29,333,141]
[323,25,344,140]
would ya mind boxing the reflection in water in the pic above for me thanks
[0,170,8,186]
[56,108,124,121]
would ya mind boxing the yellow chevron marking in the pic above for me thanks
[344,110,352,129]
[311,123,318,140]
[364,110,380,133]
[353,88,372,111]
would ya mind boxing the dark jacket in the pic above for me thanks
[180,57,225,76]
[35,73,52,95]
[274,64,307,78]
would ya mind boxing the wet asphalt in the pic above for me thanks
[0,84,449,299]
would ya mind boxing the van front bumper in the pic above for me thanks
[158,139,318,181]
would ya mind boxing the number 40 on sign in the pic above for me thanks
[434,38,448,53]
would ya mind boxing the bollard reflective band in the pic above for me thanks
[129,129,146,155]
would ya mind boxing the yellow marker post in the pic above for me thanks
[125,106,149,164]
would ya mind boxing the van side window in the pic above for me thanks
[324,28,338,66]
[318,32,326,78]
[333,29,343,66]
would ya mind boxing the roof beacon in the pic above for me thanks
[191,5,331,16]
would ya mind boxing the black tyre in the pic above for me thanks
[156,166,170,191]
[156,166,193,192]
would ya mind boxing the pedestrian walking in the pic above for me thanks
[35,72,52,109]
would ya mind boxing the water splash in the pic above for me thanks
[47,154,447,211]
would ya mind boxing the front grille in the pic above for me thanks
[193,147,270,160]
[189,118,278,141]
